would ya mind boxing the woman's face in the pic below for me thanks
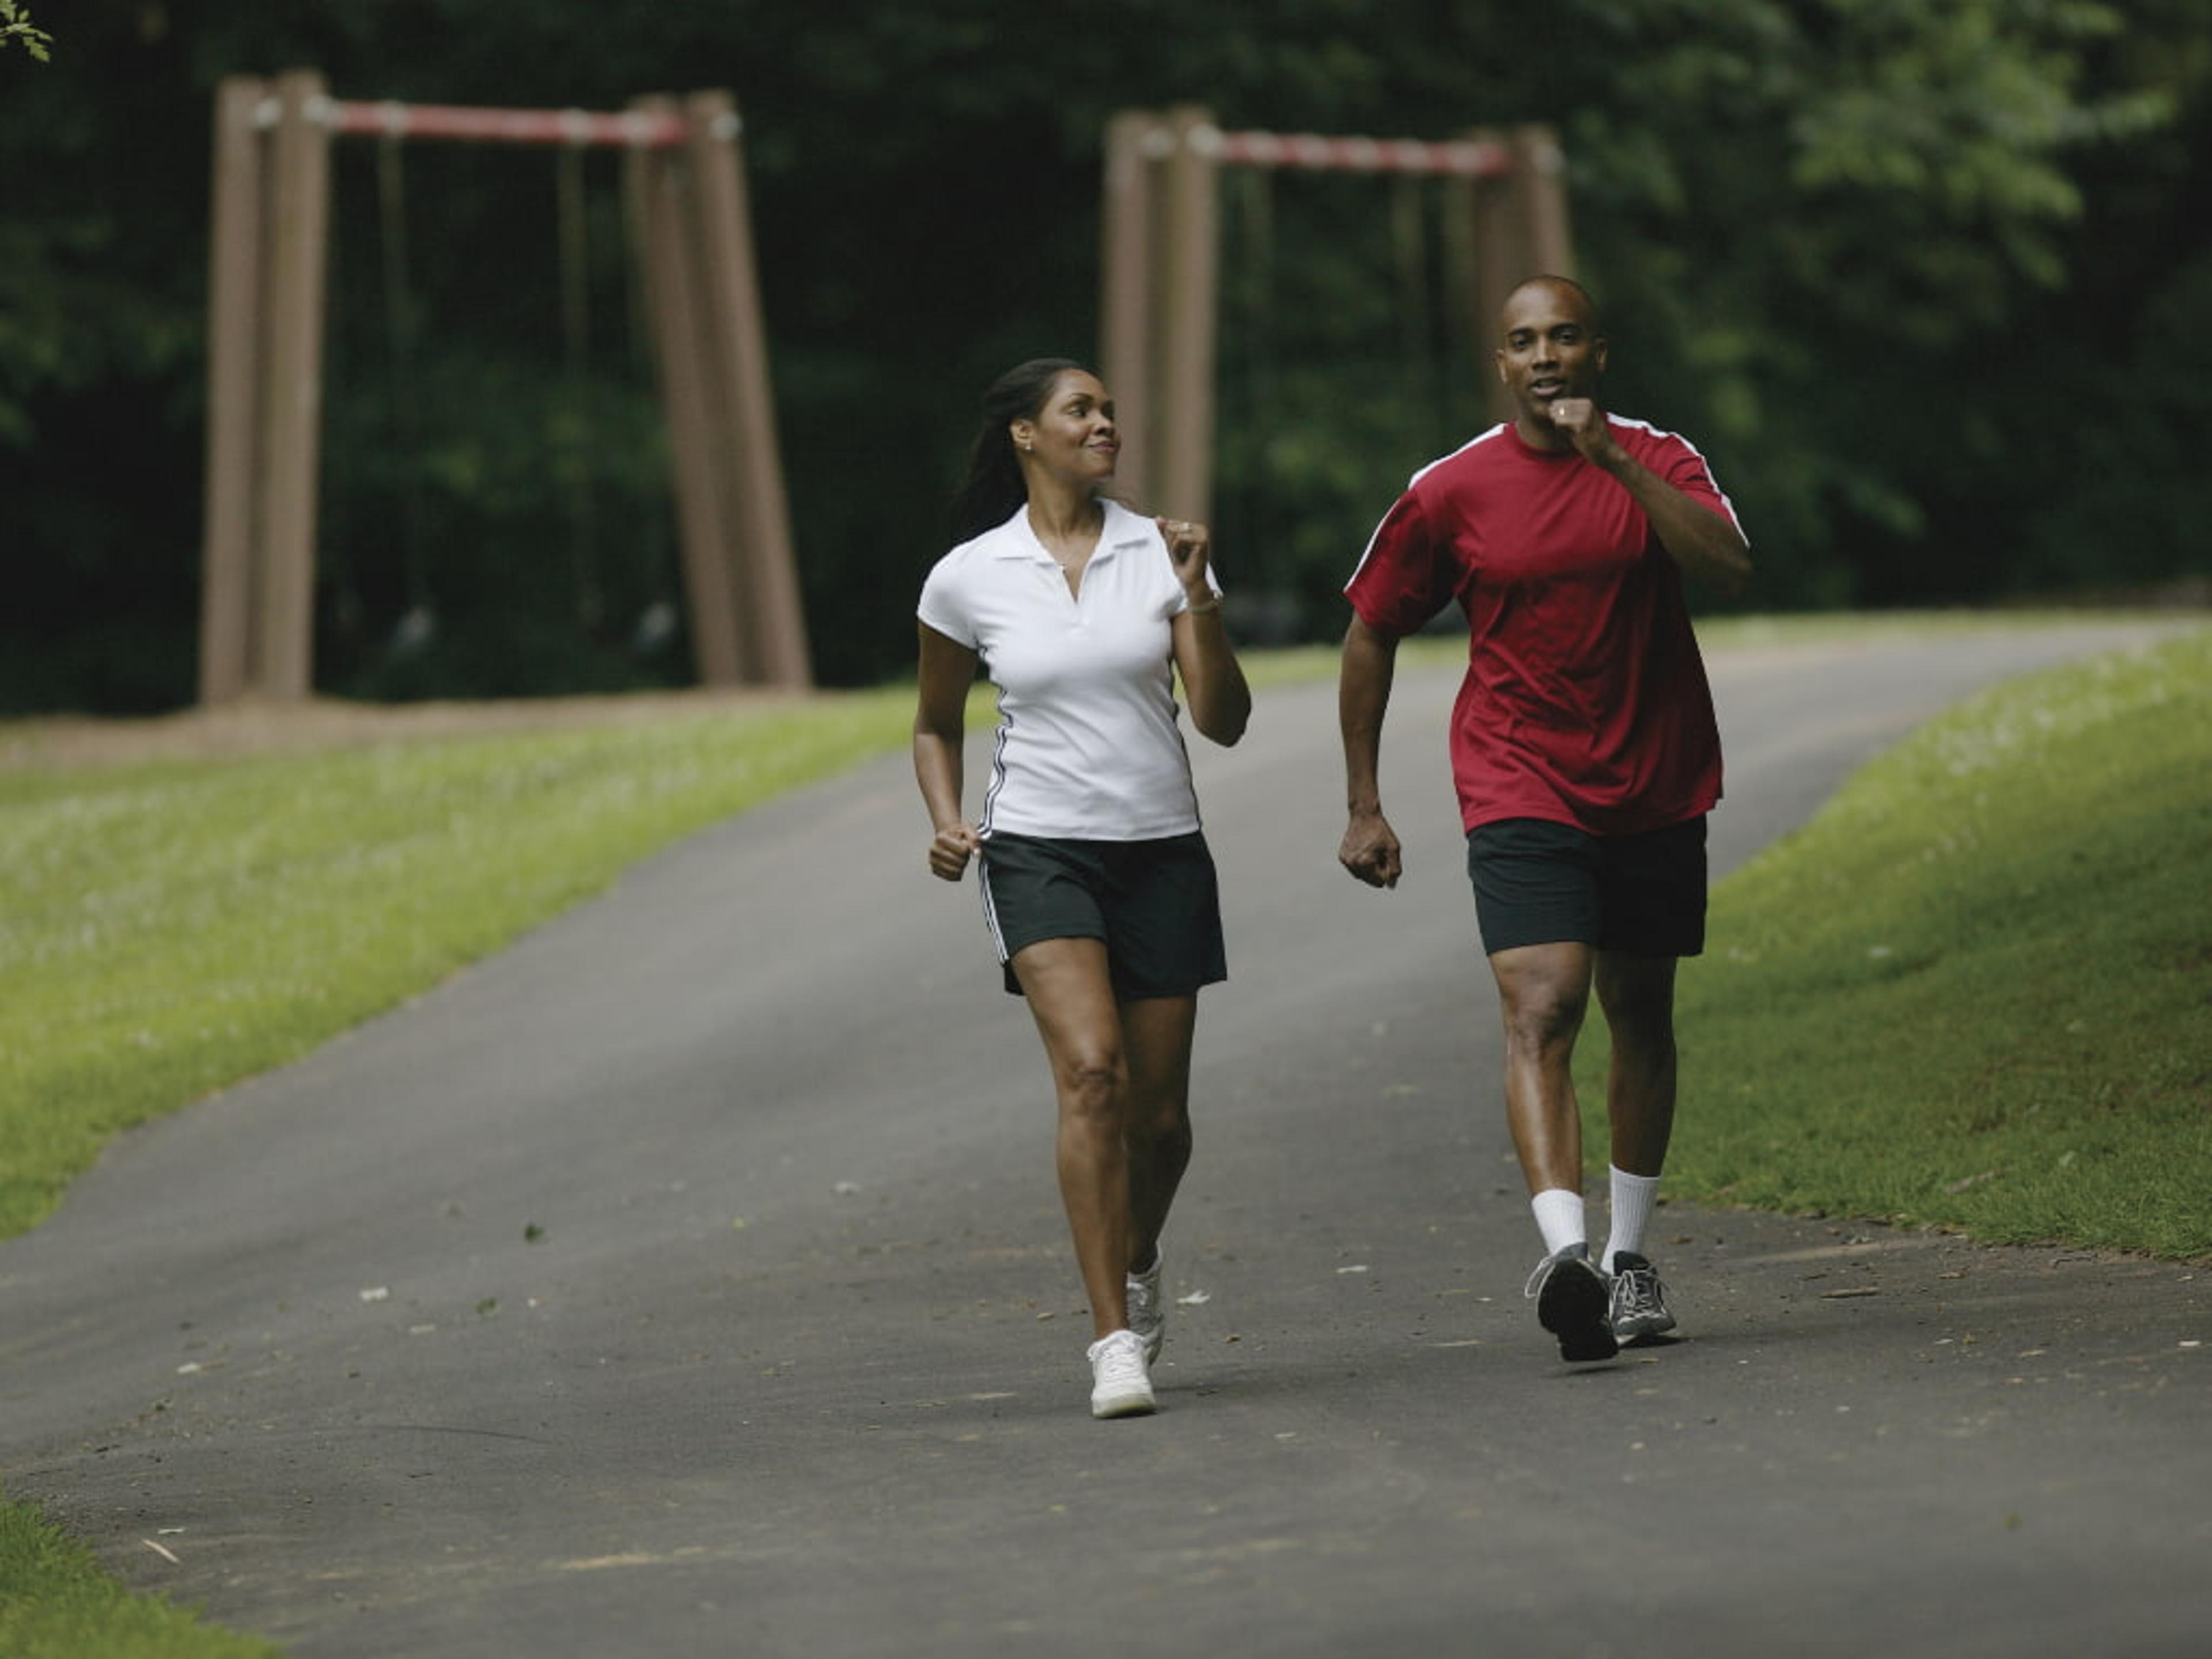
[1013,370,1118,488]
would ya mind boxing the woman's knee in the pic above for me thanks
[1055,1046,1128,1123]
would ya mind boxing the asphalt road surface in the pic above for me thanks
[4,621,2205,1659]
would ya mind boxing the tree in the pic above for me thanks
[1561,0,2183,605]
[0,2,2200,714]
[0,1,50,60]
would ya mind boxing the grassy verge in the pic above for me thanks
[1,612,2199,1652]
[0,690,933,1240]
[0,615,1988,1241]
[1579,624,2212,1258]
[1,690,933,1656]
[1,610,2188,1249]
[0,1499,282,1658]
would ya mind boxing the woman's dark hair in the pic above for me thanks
[946,357,1087,546]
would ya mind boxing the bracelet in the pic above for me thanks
[1185,592,1222,615]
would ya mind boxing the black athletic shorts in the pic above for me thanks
[978,831,1228,999]
[1465,815,1707,958]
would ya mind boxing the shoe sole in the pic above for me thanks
[1537,1260,1620,1362]
[1092,1389,1157,1420]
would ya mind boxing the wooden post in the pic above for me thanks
[195,83,810,702]
[199,76,268,706]
[1438,159,1485,436]
[1099,109,1165,507]
[253,69,335,702]
[1514,124,1575,281]
[1153,104,1222,526]
[628,94,749,687]
[683,90,811,691]
[1464,126,1527,426]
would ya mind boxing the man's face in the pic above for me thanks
[1495,282,1607,425]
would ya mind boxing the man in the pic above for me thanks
[1336,274,1752,1362]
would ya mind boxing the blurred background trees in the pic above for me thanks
[2,0,2205,713]
[0,2,52,60]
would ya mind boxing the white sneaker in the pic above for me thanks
[1127,1254,1166,1365]
[1086,1329,1157,1419]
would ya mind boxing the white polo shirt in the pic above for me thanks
[918,498,1217,841]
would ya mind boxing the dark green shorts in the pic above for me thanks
[1466,816,1707,957]
[978,831,1228,999]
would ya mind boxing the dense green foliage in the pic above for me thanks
[0,1,51,61]
[2,2,2205,712]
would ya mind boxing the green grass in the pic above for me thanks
[1251,605,2172,688]
[2,612,2203,1653]
[0,690,930,1239]
[1,690,937,1656]
[0,1499,282,1658]
[1578,624,2212,1258]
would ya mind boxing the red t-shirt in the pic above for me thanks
[1345,416,1744,836]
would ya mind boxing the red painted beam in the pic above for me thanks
[1213,129,1513,178]
[324,99,692,149]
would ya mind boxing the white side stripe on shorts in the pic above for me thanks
[976,854,1011,964]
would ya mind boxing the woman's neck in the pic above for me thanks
[1024,478,1103,543]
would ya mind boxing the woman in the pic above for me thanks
[912,358,1251,1419]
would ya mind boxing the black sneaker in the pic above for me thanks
[1607,1251,1677,1342]
[1525,1244,1620,1362]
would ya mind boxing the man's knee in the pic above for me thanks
[1597,950,1674,1009]
[1127,1096,1191,1147]
[1498,978,1590,1055]
[1493,944,1594,1050]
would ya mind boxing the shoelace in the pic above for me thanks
[1094,1333,1147,1385]
[1613,1265,1665,1315]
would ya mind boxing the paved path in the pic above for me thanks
[3,622,2205,1658]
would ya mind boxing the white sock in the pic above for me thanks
[1530,1188,1586,1257]
[1603,1166,1661,1272]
